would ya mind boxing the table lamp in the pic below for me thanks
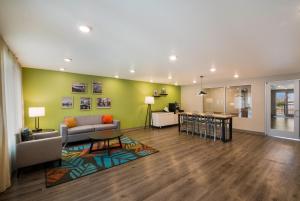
[29,107,45,132]
[144,96,154,129]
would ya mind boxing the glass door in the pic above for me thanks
[266,80,300,139]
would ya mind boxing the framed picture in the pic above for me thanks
[80,97,92,110]
[161,88,167,95]
[61,96,73,109]
[96,98,111,108]
[153,89,159,96]
[92,81,102,94]
[72,82,87,93]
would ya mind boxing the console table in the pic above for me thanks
[152,112,178,128]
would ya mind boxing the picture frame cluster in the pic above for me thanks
[61,81,111,110]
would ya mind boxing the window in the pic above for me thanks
[203,87,225,114]
[202,85,252,118]
[226,85,252,118]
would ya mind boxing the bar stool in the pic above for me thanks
[193,114,200,135]
[179,113,188,134]
[192,114,201,136]
[214,118,223,141]
[190,112,199,135]
[197,115,207,138]
[186,114,196,135]
[205,115,215,140]
[180,114,195,135]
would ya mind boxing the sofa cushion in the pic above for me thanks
[102,114,113,124]
[75,115,102,126]
[94,124,117,131]
[68,125,94,135]
[64,117,77,128]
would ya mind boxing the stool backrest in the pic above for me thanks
[206,115,215,124]
[181,114,189,122]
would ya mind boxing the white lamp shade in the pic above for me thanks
[145,96,154,105]
[29,107,45,117]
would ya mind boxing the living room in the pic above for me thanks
[1,1,300,201]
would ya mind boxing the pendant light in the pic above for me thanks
[198,75,207,95]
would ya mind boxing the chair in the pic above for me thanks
[179,113,188,134]
[187,114,196,135]
[213,118,223,141]
[180,113,195,135]
[16,131,62,176]
[194,115,207,138]
[205,115,217,141]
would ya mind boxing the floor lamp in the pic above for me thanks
[144,96,154,129]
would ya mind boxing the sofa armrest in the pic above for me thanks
[33,131,59,140]
[60,123,68,138]
[113,120,120,129]
[16,136,62,168]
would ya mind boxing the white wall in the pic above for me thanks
[181,73,300,133]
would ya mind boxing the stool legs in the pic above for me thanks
[179,114,225,142]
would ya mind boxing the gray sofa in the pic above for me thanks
[60,115,120,143]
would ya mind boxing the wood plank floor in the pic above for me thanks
[1,127,300,201]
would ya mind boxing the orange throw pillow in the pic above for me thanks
[64,117,77,128]
[102,115,113,124]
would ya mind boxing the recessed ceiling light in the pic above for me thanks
[78,25,91,33]
[234,74,239,78]
[114,75,119,78]
[64,58,72,63]
[130,69,135,73]
[210,67,216,72]
[59,68,65,71]
[168,75,172,80]
[193,80,197,84]
[169,55,177,62]
[210,64,216,72]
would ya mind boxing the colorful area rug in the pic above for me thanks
[46,135,158,187]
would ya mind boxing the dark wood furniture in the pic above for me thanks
[178,112,233,142]
[88,130,123,155]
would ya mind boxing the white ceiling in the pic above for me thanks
[0,0,300,85]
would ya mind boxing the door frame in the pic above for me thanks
[265,79,300,140]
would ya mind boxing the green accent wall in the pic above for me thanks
[22,68,181,130]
